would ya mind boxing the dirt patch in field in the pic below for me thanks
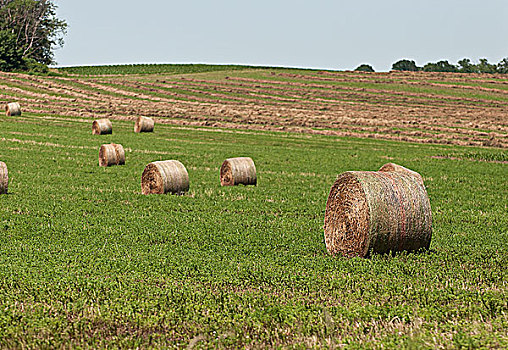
[430,155,508,164]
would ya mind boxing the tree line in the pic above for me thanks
[0,0,66,73]
[356,58,508,74]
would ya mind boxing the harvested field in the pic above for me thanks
[0,65,506,348]
[0,67,506,148]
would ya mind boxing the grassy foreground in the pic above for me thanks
[0,113,506,348]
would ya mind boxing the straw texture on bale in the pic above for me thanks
[5,102,21,116]
[220,157,257,186]
[141,160,189,195]
[99,143,125,167]
[379,163,424,186]
[92,119,113,135]
[324,171,432,258]
[0,162,8,194]
[134,116,155,133]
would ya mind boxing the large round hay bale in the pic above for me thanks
[92,119,112,135]
[141,160,189,195]
[379,162,424,185]
[5,102,21,116]
[220,157,257,186]
[99,143,125,167]
[0,162,8,194]
[324,171,432,258]
[134,116,154,133]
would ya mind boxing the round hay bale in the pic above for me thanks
[134,116,154,133]
[220,157,257,186]
[324,171,432,258]
[141,160,189,195]
[0,161,8,194]
[5,102,21,116]
[92,119,112,135]
[379,162,424,185]
[99,143,125,167]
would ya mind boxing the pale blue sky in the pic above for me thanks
[53,0,508,71]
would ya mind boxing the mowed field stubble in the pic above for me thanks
[0,65,507,348]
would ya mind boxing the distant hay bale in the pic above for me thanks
[134,116,154,133]
[5,102,21,116]
[92,119,112,135]
[0,162,8,194]
[99,143,125,167]
[324,171,432,258]
[220,157,257,186]
[141,160,189,195]
[379,162,424,185]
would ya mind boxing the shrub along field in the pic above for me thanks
[0,110,506,347]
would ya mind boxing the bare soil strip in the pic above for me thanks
[430,155,508,164]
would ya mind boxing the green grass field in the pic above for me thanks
[0,112,506,348]
[56,63,296,76]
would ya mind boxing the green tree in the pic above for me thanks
[0,30,24,71]
[477,58,497,74]
[0,0,66,70]
[457,58,477,73]
[497,58,508,74]
[391,59,420,72]
[354,64,375,72]
[422,60,458,73]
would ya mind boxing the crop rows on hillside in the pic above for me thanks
[0,68,507,148]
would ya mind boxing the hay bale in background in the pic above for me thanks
[141,160,189,195]
[220,157,257,186]
[92,119,112,135]
[99,143,125,167]
[379,162,424,185]
[324,171,432,258]
[134,116,154,133]
[5,102,21,116]
[0,162,8,194]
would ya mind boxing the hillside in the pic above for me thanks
[1,65,507,148]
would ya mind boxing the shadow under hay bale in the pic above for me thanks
[324,171,432,258]
[99,144,125,167]
[5,102,21,116]
[379,162,424,185]
[134,116,154,133]
[0,162,8,194]
[92,119,112,135]
[141,160,189,195]
[220,157,257,186]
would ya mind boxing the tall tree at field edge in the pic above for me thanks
[0,0,67,71]
[392,59,420,72]
[355,64,375,72]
